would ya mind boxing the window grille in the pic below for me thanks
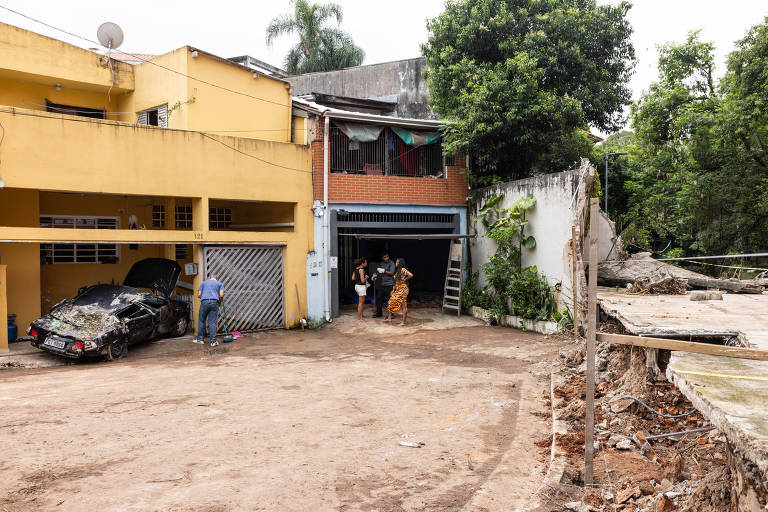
[175,205,193,229]
[329,124,446,178]
[39,215,120,264]
[175,244,188,260]
[152,205,165,227]
[339,212,455,224]
[209,207,232,229]
[444,154,456,166]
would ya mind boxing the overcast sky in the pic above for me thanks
[1,0,766,129]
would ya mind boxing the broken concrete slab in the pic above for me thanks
[598,290,768,493]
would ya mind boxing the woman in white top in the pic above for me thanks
[352,257,368,322]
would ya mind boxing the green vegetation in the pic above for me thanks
[422,0,635,185]
[594,21,768,257]
[266,0,364,74]
[465,193,557,322]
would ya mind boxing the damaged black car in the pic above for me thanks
[29,258,190,360]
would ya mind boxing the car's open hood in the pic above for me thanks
[123,258,182,297]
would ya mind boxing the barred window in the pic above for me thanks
[39,215,120,264]
[175,205,193,229]
[175,244,188,260]
[209,207,232,229]
[152,205,165,227]
[329,123,447,178]
[444,154,456,166]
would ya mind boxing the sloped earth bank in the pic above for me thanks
[0,309,567,512]
[541,337,733,512]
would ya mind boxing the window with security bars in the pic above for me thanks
[444,154,456,166]
[209,207,232,229]
[329,124,447,178]
[175,205,193,229]
[39,215,120,264]
[152,205,165,227]
[175,244,188,260]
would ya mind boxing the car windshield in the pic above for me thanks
[71,285,148,311]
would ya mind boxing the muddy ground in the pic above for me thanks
[0,307,567,512]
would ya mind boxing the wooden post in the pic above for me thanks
[585,198,599,486]
[571,225,579,336]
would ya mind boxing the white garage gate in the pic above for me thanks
[204,246,285,331]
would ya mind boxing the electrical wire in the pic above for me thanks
[0,107,312,174]
[613,396,697,419]
[0,7,452,177]
[0,4,291,110]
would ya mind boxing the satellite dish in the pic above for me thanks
[97,22,124,49]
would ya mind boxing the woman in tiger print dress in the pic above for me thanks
[385,258,414,326]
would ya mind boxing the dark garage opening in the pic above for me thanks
[338,230,452,306]
[330,210,463,316]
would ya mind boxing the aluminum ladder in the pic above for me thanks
[442,239,464,316]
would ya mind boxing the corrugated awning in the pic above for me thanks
[339,233,475,240]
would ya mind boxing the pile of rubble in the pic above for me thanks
[546,340,733,512]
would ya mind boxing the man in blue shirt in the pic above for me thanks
[195,275,224,346]
[374,252,396,318]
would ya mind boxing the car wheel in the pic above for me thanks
[173,316,189,337]
[105,338,128,361]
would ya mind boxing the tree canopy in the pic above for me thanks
[266,0,364,75]
[422,0,636,184]
[598,22,768,258]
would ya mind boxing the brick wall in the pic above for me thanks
[311,122,468,206]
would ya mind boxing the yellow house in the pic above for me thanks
[0,22,315,353]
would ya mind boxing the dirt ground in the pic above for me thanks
[0,306,567,512]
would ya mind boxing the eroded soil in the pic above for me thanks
[0,309,565,511]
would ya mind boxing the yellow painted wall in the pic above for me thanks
[116,48,190,129]
[292,116,309,145]
[0,265,7,352]
[0,189,41,332]
[184,49,292,141]
[0,77,119,117]
[0,21,133,92]
[0,109,314,328]
[209,199,295,230]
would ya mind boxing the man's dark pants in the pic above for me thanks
[375,284,393,316]
[197,300,219,342]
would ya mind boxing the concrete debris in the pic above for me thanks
[611,397,634,413]
[689,290,723,301]
[616,486,642,504]
[616,438,634,450]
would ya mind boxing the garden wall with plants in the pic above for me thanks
[465,166,591,326]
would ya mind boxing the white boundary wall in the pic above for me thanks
[469,170,580,289]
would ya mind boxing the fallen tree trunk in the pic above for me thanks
[685,277,764,294]
[598,254,765,293]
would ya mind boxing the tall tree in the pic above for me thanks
[266,0,364,75]
[422,0,635,184]
[611,24,768,258]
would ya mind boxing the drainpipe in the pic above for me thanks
[323,115,331,322]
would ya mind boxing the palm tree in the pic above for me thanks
[266,0,364,74]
